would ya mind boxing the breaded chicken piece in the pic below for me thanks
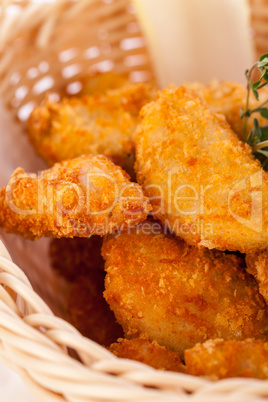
[79,72,129,96]
[246,250,268,304]
[0,155,151,239]
[50,236,104,281]
[102,221,268,356]
[28,82,156,174]
[109,337,186,373]
[135,86,268,253]
[68,273,123,346]
[186,80,268,140]
[185,338,268,380]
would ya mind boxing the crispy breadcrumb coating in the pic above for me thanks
[246,250,268,305]
[50,236,104,281]
[135,86,268,253]
[0,155,151,239]
[102,221,268,356]
[68,273,123,346]
[186,80,268,140]
[27,82,156,174]
[185,338,268,380]
[109,337,186,372]
[79,73,129,96]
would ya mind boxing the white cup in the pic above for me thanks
[133,0,254,87]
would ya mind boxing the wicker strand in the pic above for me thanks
[250,0,268,58]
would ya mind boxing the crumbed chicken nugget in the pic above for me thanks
[109,337,186,372]
[135,86,268,253]
[68,273,123,346]
[102,221,268,356]
[79,72,129,96]
[50,236,104,281]
[0,155,151,239]
[246,250,268,304]
[186,80,268,140]
[27,82,156,174]
[185,338,268,380]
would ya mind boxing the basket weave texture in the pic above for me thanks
[0,1,268,401]
[0,0,155,121]
[250,0,268,58]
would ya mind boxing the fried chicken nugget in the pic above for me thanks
[68,273,123,346]
[0,155,151,239]
[79,72,129,96]
[186,80,268,140]
[28,82,156,173]
[135,86,268,253]
[102,221,268,356]
[185,338,268,380]
[50,236,104,281]
[109,337,186,373]
[246,250,268,305]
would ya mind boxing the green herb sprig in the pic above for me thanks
[241,54,268,169]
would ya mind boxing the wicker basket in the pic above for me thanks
[0,0,156,122]
[250,0,268,59]
[0,1,267,401]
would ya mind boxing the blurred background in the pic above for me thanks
[134,0,254,86]
[0,0,265,124]
[0,0,263,94]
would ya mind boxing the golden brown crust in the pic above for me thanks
[185,338,268,380]
[0,155,151,239]
[68,273,123,346]
[246,250,268,304]
[79,73,129,96]
[109,337,186,372]
[102,221,268,356]
[50,236,104,281]
[134,86,268,253]
[27,82,156,174]
[186,80,268,140]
